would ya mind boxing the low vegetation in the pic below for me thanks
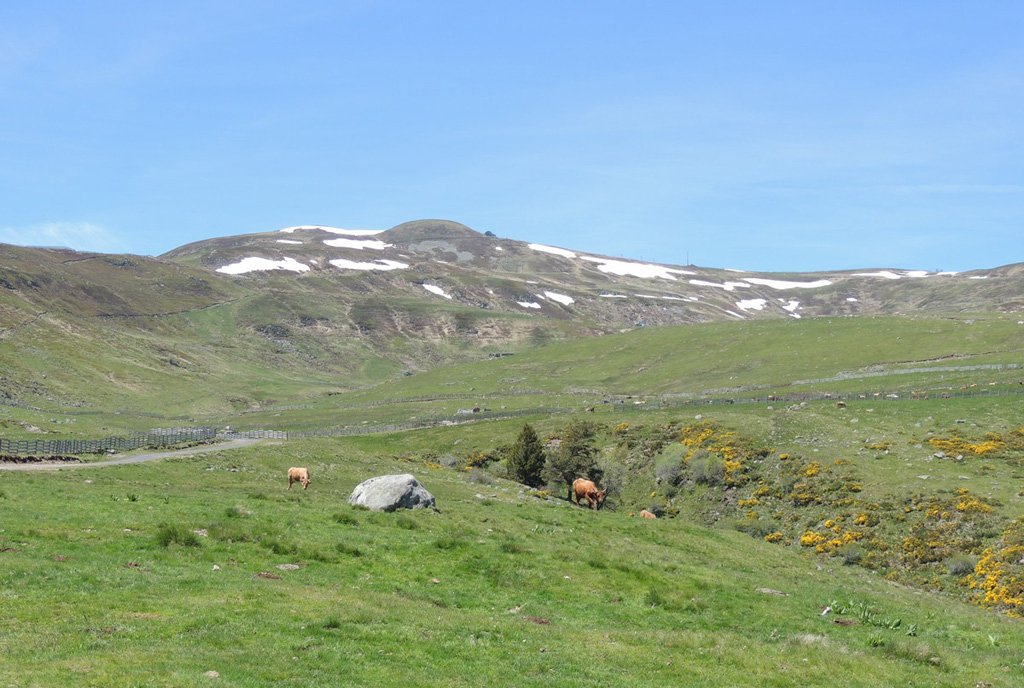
[3,308,1024,685]
[2,438,1023,686]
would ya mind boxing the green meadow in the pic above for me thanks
[3,313,1024,686]
[3,414,1024,686]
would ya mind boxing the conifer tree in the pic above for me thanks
[506,423,546,487]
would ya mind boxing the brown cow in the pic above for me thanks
[639,509,657,519]
[287,467,310,490]
[572,478,605,510]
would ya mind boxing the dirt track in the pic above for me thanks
[0,438,261,471]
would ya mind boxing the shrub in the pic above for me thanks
[735,518,780,539]
[836,544,866,566]
[466,469,495,485]
[335,542,363,557]
[964,518,1024,616]
[465,450,493,468]
[945,554,977,576]
[690,453,726,486]
[655,443,688,486]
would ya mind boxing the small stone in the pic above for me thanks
[212,565,221,571]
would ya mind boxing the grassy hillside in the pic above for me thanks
[4,306,1024,686]
[2,437,1023,687]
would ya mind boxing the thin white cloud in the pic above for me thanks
[0,221,127,253]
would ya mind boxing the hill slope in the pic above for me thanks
[1,219,1022,415]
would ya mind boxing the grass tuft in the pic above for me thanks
[332,511,359,526]
[225,504,253,518]
[154,524,202,548]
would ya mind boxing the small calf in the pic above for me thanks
[287,466,311,490]
[639,509,657,519]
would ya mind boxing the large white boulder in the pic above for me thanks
[348,474,436,512]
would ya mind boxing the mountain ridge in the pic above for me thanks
[1,219,1021,414]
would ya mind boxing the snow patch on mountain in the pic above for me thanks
[743,277,832,289]
[276,239,303,245]
[323,237,393,250]
[690,279,751,292]
[329,258,408,271]
[422,284,452,299]
[517,301,541,309]
[541,291,574,305]
[281,225,383,236]
[529,244,577,259]
[852,270,957,280]
[580,255,695,280]
[637,294,698,302]
[216,257,311,275]
[737,298,767,311]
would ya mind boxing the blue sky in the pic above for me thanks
[1,1,1021,272]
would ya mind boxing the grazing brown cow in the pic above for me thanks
[572,478,605,510]
[287,467,310,490]
[639,509,657,519]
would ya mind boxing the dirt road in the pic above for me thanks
[0,437,261,471]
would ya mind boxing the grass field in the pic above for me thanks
[3,312,1024,686]
[3,436,1024,687]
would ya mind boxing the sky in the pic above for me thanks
[1,1,1022,272]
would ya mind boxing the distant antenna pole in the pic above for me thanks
[686,250,690,266]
